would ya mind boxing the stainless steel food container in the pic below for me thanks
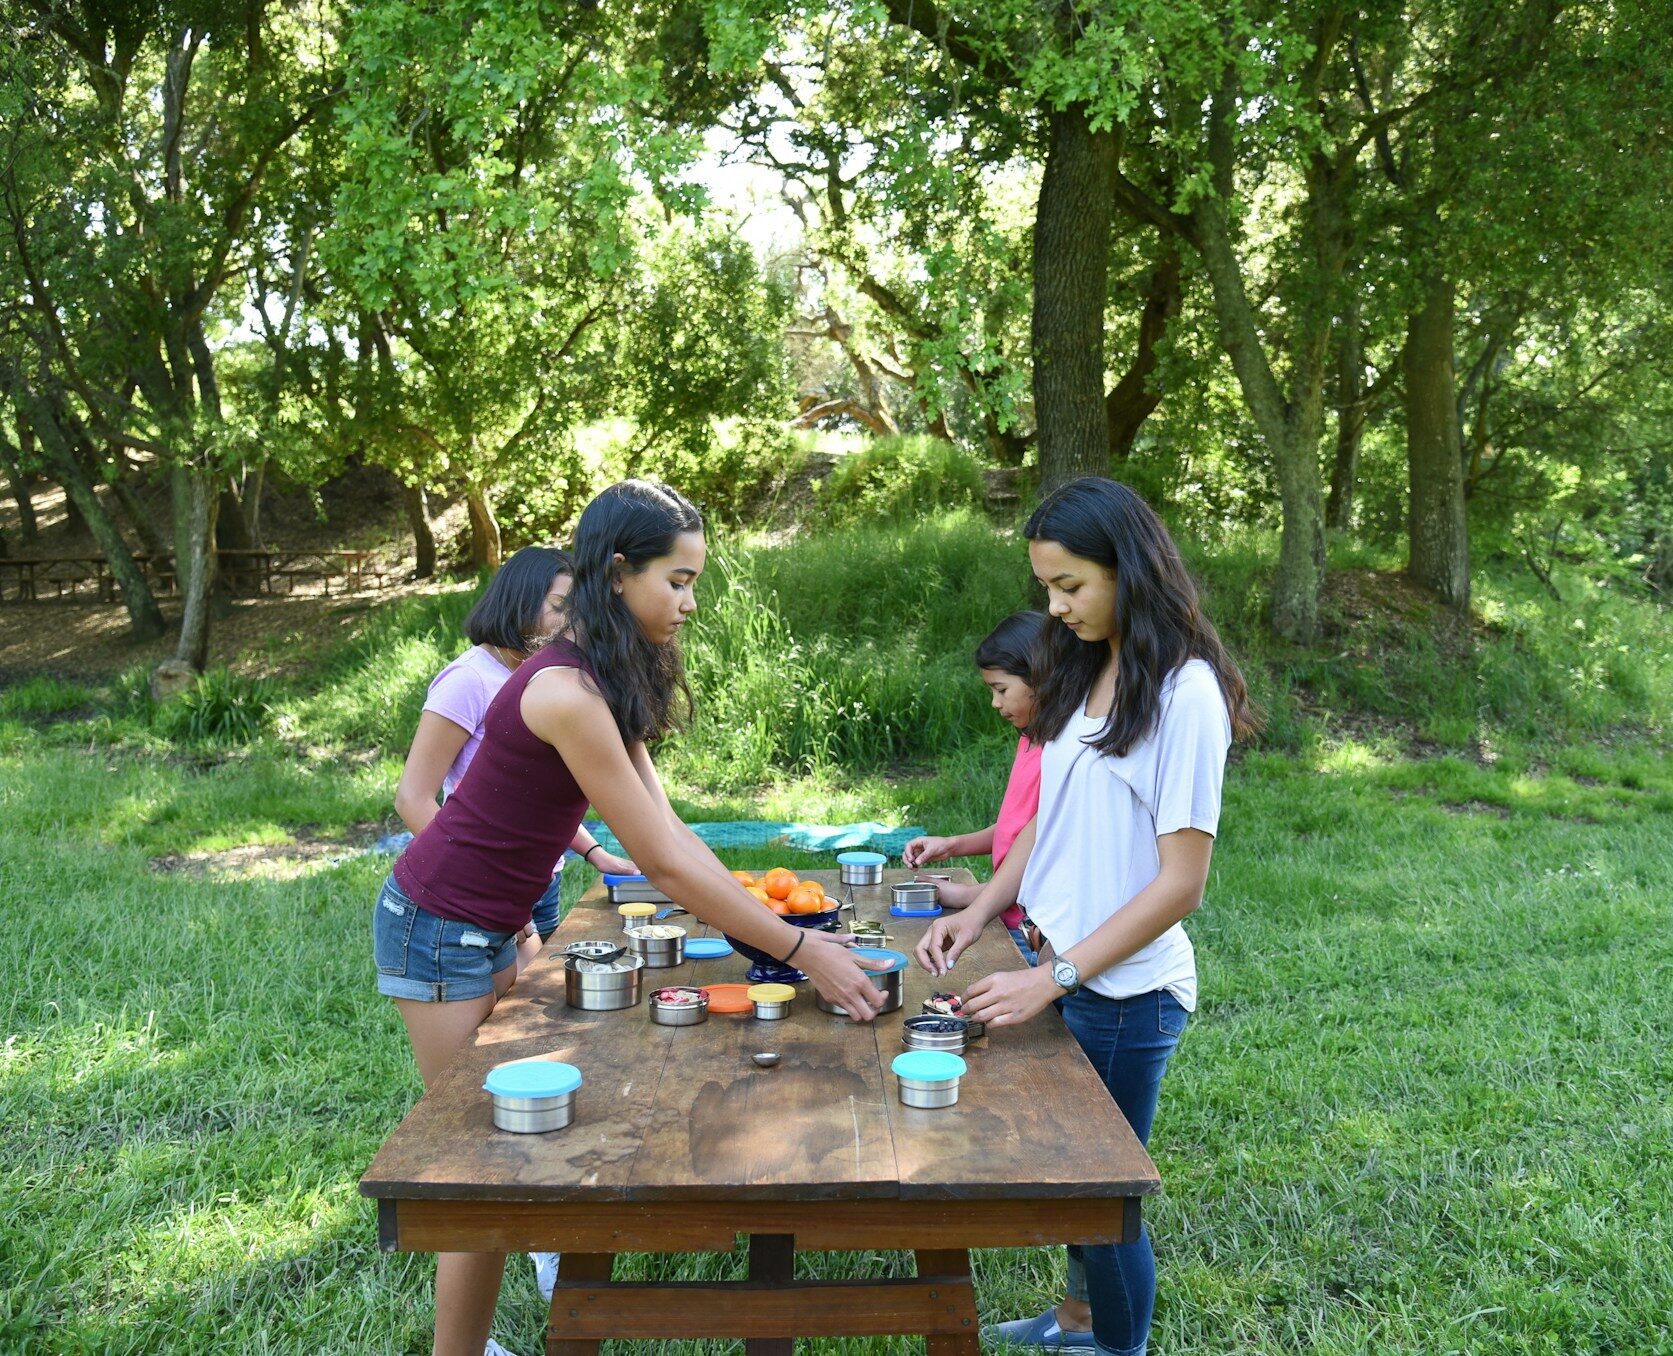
[562,939,625,963]
[625,925,686,968]
[837,852,885,886]
[491,1089,578,1132]
[897,1073,961,1109]
[892,1051,966,1109]
[815,965,904,1016]
[748,983,795,1020]
[649,986,709,1026]
[564,954,645,1010]
[902,1014,970,1053]
[606,876,672,905]
[484,1059,583,1134]
[923,998,984,1042]
[891,882,940,908]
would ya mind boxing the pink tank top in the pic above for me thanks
[993,736,1042,930]
[394,639,593,932]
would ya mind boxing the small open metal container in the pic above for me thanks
[604,873,672,905]
[837,850,885,887]
[650,985,710,1026]
[902,1014,970,1054]
[890,881,942,918]
[815,947,907,1016]
[564,953,646,1011]
[892,1050,966,1109]
[484,1059,583,1133]
[923,995,984,1042]
[561,939,625,964]
[625,924,686,968]
[618,902,658,933]
[748,982,796,1020]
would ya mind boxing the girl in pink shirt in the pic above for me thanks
[902,610,1047,964]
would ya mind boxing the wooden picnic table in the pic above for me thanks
[361,869,1161,1354]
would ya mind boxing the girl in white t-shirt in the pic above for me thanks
[916,477,1259,1356]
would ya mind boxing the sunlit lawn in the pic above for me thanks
[3,735,1669,1355]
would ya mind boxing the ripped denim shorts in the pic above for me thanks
[372,873,518,1002]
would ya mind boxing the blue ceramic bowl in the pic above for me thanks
[726,905,843,983]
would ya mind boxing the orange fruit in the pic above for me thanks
[731,870,757,888]
[762,868,798,901]
[767,897,793,915]
[785,886,826,915]
[800,880,825,898]
[746,885,773,907]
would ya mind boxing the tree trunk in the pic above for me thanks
[1,434,37,546]
[465,485,501,569]
[110,468,171,557]
[173,465,221,670]
[242,459,266,546]
[1403,269,1471,609]
[1327,297,1365,532]
[1033,105,1117,491]
[405,482,437,578]
[1105,235,1183,459]
[37,414,166,638]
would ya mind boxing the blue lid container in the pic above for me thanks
[685,936,734,959]
[850,946,909,973]
[892,1051,967,1082]
[836,851,886,866]
[484,1060,583,1099]
[602,873,648,886]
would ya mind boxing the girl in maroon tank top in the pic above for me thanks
[372,480,891,1356]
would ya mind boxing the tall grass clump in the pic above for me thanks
[813,435,987,526]
[671,512,1035,787]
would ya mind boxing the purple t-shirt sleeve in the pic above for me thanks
[422,649,503,797]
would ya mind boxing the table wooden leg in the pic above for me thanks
[915,1249,981,1356]
[547,1253,614,1356]
[747,1234,795,1356]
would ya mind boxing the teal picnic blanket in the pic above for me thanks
[580,819,921,860]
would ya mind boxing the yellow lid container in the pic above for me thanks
[618,902,657,930]
[747,983,796,1004]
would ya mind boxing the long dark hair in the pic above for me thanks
[464,546,572,651]
[1024,477,1260,755]
[974,610,1048,680]
[560,480,702,744]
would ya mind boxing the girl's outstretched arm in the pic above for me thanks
[916,818,1035,976]
[522,667,888,1019]
[394,712,471,835]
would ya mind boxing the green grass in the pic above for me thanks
[2,735,1670,1354]
[4,513,1671,1352]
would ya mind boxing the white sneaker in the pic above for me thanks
[484,1340,522,1356]
[531,1250,561,1303]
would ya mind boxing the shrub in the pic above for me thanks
[813,436,987,526]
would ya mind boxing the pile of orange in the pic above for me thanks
[731,868,830,916]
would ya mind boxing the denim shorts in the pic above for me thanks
[372,874,518,1002]
[531,868,565,941]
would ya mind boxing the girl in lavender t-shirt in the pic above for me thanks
[393,546,635,963]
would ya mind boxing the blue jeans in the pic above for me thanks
[1060,987,1188,1356]
[1007,925,1040,967]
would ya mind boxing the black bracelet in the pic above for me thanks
[582,844,605,864]
[780,932,805,966]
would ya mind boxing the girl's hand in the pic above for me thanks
[919,877,979,909]
[902,835,955,869]
[914,912,982,978]
[595,851,637,876]
[797,935,892,1022]
[961,967,1062,1029]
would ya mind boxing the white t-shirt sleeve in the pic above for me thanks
[1149,664,1232,839]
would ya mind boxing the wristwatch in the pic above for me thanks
[1050,956,1081,996]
